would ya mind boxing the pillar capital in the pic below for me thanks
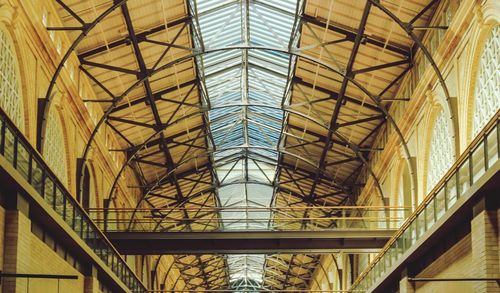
[479,0,500,25]
[0,0,18,26]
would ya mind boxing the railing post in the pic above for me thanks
[468,151,473,186]
[104,199,110,232]
[27,153,33,184]
[497,120,499,157]
[12,136,18,168]
[0,117,5,155]
[484,133,489,170]
[0,109,146,291]
[444,180,449,211]
[341,209,346,229]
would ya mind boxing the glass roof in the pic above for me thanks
[190,0,300,289]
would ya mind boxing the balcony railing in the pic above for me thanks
[89,206,409,232]
[0,109,147,293]
[350,113,499,292]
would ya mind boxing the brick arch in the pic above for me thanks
[390,156,413,226]
[422,97,456,196]
[463,0,500,143]
[465,23,500,142]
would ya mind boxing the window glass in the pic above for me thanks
[0,30,23,129]
[473,26,500,136]
[427,110,454,193]
[43,110,69,185]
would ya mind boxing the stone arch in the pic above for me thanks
[391,155,412,227]
[479,0,500,26]
[140,256,150,288]
[466,26,500,141]
[463,1,500,143]
[422,91,456,195]
[305,254,340,291]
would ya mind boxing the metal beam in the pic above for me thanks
[301,14,410,57]
[307,2,373,201]
[109,80,197,114]
[105,230,395,254]
[293,77,382,113]
[76,45,413,239]
[78,16,191,60]
[118,2,186,205]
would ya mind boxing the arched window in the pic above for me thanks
[43,110,68,186]
[427,110,454,193]
[473,26,500,136]
[0,29,23,129]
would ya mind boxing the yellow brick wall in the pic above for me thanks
[311,0,500,289]
[0,0,174,287]
[471,209,500,293]
[0,0,498,291]
[415,234,473,293]
[2,211,85,293]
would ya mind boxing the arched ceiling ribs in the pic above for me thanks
[162,254,228,291]
[367,0,453,209]
[38,0,128,151]
[112,103,382,160]
[121,144,354,227]
[38,41,406,213]
[44,1,445,216]
[305,1,372,208]
[46,1,450,290]
[73,46,409,217]
[128,181,345,232]
[105,114,374,214]
[67,44,402,237]
[104,102,385,144]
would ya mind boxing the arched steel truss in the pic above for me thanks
[151,253,327,292]
[107,100,379,230]
[43,0,451,291]
[76,45,410,210]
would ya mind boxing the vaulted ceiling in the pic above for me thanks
[51,0,439,290]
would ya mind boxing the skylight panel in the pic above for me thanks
[192,0,300,288]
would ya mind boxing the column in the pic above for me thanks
[399,269,415,293]
[471,196,500,293]
[1,192,30,293]
[83,265,99,293]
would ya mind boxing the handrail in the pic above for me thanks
[0,108,147,292]
[350,112,500,291]
[88,206,412,211]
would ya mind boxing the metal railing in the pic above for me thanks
[89,206,409,232]
[350,114,499,292]
[0,109,147,292]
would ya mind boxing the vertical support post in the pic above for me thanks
[399,268,415,293]
[36,98,47,152]
[83,265,98,293]
[76,158,85,203]
[2,192,30,292]
[471,195,500,293]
